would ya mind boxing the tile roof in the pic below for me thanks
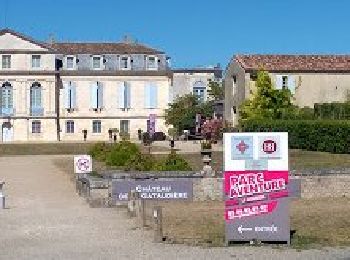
[235,54,350,72]
[52,42,164,55]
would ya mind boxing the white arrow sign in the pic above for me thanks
[238,225,253,234]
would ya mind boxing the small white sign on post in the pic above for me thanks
[74,155,92,174]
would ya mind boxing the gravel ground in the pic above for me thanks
[0,155,349,260]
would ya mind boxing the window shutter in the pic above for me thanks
[144,84,150,108]
[118,82,125,109]
[288,76,296,94]
[97,82,103,108]
[71,82,77,108]
[90,83,98,109]
[150,85,158,108]
[126,82,131,108]
[275,75,283,89]
[64,82,70,109]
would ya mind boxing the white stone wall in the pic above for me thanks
[59,75,170,140]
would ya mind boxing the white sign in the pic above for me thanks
[224,132,288,171]
[74,155,92,174]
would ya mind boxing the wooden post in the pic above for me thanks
[127,190,136,217]
[153,206,163,243]
[141,199,146,227]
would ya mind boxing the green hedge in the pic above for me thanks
[314,103,350,120]
[240,120,350,154]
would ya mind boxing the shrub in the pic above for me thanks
[89,142,112,162]
[105,141,140,167]
[314,102,350,120]
[124,153,156,171]
[156,151,192,171]
[240,119,350,154]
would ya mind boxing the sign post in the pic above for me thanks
[224,132,290,244]
[74,155,92,174]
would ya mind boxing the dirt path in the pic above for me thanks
[0,155,349,260]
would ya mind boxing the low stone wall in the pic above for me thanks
[193,178,223,201]
[301,174,350,198]
[192,175,350,201]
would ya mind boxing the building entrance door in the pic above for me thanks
[2,123,13,142]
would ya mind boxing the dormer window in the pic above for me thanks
[147,56,157,70]
[92,55,103,70]
[120,56,131,70]
[66,56,75,70]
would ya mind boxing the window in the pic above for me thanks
[92,120,101,133]
[31,55,41,68]
[30,82,43,116]
[64,82,76,110]
[2,55,11,69]
[92,56,102,70]
[66,120,74,133]
[120,120,129,133]
[0,82,13,115]
[282,76,288,89]
[118,81,131,109]
[193,81,206,102]
[147,56,157,70]
[31,121,41,133]
[66,56,75,69]
[90,82,103,109]
[120,56,130,70]
[144,84,158,108]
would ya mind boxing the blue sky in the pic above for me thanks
[1,0,350,68]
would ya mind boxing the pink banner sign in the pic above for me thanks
[224,171,289,221]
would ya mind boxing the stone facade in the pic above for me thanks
[172,67,222,103]
[0,29,172,141]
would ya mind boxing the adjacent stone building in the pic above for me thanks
[224,54,350,125]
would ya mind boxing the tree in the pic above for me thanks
[207,79,224,101]
[240,70,294,120]
[164,94,214,133]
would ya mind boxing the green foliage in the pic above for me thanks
[241,119,350,154]
[156,151,192,171]
[314,102,350,120]
[207,79,224,101]
[124,153,156,171]
[165,94,214,133]
[105,141,140,166]
[89,142,112,161]
[119,131,130,141]
[91,141,192,171]
[240,70,294,120]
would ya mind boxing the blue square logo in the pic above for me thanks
[231,136,253,160]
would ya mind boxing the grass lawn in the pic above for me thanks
[154,150,350,172]
[0,142,169,156]
[153,199,350,248]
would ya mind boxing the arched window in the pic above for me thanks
[30,82,43,116]
[1,82,13,115]
[193,81,206,102]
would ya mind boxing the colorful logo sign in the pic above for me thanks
[258,136,281,159]
[231,136,253,160]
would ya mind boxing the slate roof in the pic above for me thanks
[235,54,350,72]
[52,42,164,55]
